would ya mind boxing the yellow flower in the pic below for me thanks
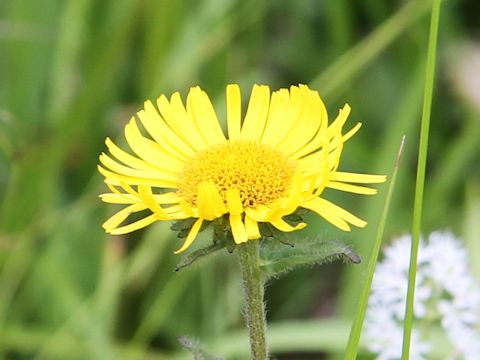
[98,84,385,253]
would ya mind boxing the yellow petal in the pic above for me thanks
[289,92,330,160]
[174,218,203,254]
[269,218,306,232]
[102,203,147,230]
[180,200,197,217]
[304,202,351,231]
[98,165,177,188]
[302,197,366,229]
[327,104,354,141]
[297,135,344,180]
[343,122,362,143]
[197,182,227,220]
[105,138,162,172]
[240,85,270,140]
[326,181,378,195]
[226,187,243,215]
[106,183,121,194]
[230,214,248,244]
[154,192,182,204]
[118,181,138,197]
[260,88,292,145]
[108,213,160,235]
[124,118,184,173]
[164,206,191,220]
[245,215,261,239]
[138,185,165,214]
[282,173,303,213]
[138,102,195,158]
[100,193,137,204]
[226,84,241,140]
[187,87,226,145]
[99,153,167,180]
[327,104,351,140]
[157,93,208,151]
[316,198,366,227]
[276,86,322,156]
[331,172,387,184]
[245,205,271,222]
[265,174,303,220]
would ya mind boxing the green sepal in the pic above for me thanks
[284,208,309,223]
[178,336,224,360]
[171,218,196,232]
[260,208,311,241]
[283,213,303,224]
[259,223,274,238]
[173,218,210,239]
[176,228,191,239]
[214,216,237,253]
[259,236,361,278]
[175,216,236,270]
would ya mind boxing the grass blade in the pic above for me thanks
[343,136,406,359]
[401,0,442,358]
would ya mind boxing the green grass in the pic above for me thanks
[344,136,406,359]
[0,0,478,359]
[402,0,442,358]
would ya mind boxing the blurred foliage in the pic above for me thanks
[0,0,479,359]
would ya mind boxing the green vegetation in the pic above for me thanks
[1,0,478,359]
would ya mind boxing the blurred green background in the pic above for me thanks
[1,0,479,359]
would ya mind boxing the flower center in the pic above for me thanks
[178,140,295,208]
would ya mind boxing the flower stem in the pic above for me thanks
[237,241,268,360]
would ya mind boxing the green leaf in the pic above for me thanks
[175,243,225,272]
[259,237,360,278]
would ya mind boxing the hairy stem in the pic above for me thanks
[237,241,268,360]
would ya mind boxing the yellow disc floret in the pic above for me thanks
[177,140,295,208]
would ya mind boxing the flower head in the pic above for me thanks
[98,84,385,253]
[365,231,480,360]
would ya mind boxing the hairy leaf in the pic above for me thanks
[176,242,225,271]
[259,237,360,278]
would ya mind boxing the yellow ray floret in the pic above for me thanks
[98,84,386,253]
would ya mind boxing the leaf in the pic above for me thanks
[259,237,361,278]
[175,242,225,271]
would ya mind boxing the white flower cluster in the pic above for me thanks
[364,231,480,360]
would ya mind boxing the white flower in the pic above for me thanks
[364,231,480,359]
